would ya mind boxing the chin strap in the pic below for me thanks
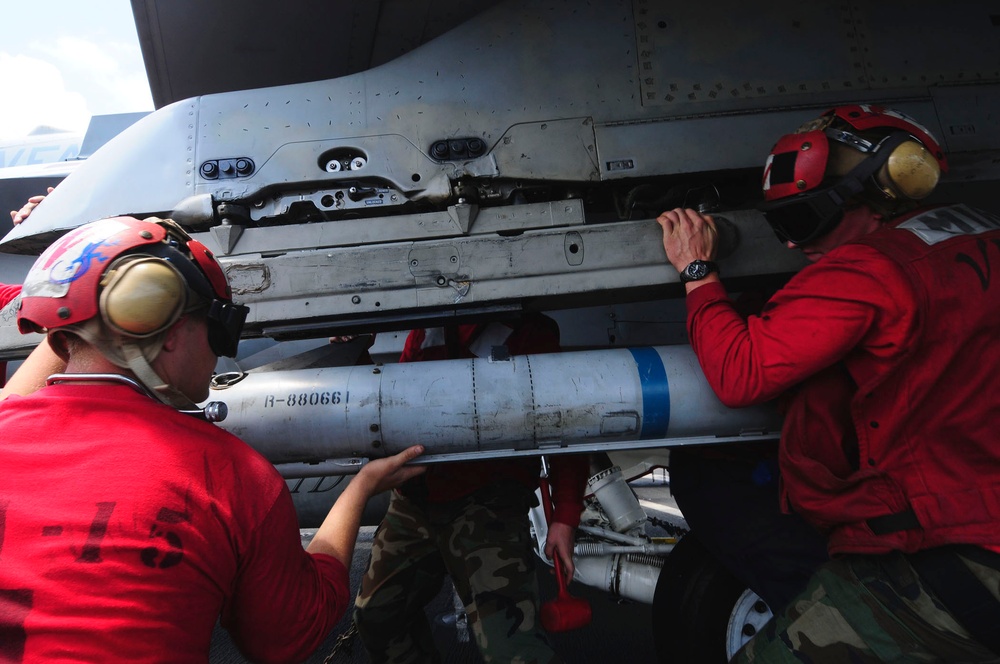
[119,340,222,416]
[51,321,227,422]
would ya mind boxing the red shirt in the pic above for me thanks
[0,383,349,663]
[686,205,1000,555]
[399,316,588,527]
[0,283,19,307]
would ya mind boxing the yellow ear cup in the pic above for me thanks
[100,258,186,336]
[881,140,941,201]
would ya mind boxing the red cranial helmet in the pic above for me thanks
[18,216,249,408]
[759,105,948,245]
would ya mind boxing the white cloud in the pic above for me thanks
[0,53,91,140]
[0,1,153,144]
[44,36,122,76]
[32,35,153,117]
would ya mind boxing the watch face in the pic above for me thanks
[681,260,717,283]
[687,263,708,279]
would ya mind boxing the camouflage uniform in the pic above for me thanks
[734,549,1000,663]
[355,482,560,664]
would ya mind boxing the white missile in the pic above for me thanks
[208,345,780,470]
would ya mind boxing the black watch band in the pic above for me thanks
[679,260,720,283]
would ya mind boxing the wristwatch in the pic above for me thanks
[679,260,720,283]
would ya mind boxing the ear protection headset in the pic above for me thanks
[825,126,941,203]
[97,233,220,339]
[99,256,187,338]
[97,238,246,357]
[873,137,941,201]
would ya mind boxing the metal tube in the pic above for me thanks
[572,554,662,605]
[574,542,674,556]
[208,345,781,465]
[576,525,649,547]
[588,465,647,533]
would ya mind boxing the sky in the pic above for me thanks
[0,0,153,141]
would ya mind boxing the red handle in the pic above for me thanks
[539,476,554,523]
[539,474,592,632]
[540,476,568,592]
[552,554,571,596]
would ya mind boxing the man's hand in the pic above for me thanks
[656,207,719,271]
[306,445,426,564]
[10,187,54,225]
[656,207,722,292]
[544,521,577,584]
[354,445,426,497]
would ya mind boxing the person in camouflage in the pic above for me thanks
[354,316,589,664]
[737,549,1000,662]
[657,104,1000,662]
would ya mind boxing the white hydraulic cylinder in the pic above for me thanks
[573,555,663,605]
[208,345,780,465]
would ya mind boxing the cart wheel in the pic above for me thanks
[652,534,771,663]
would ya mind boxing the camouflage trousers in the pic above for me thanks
[354,484,560,664]
[734,547,1000,663]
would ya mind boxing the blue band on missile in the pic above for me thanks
[628,347,670,438]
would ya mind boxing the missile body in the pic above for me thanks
[210,345,780,467]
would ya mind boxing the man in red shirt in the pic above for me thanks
[0,283,21,387]
[354,316,589,664]
[0,284,64,398]
[658,105,1000,661]
[2,187,65,397]
[0,215,424,663]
